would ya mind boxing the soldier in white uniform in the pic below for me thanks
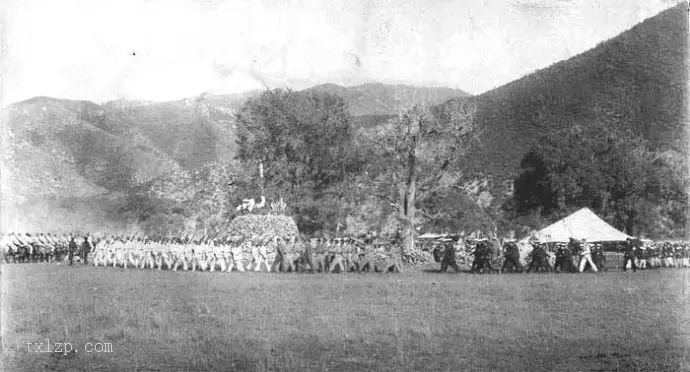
[578,239,598,273]
[231,238,245,272]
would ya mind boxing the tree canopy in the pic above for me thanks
[235,89,361,193]
[513,123,687,237]
[234,89,365,235]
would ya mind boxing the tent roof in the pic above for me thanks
[521,208,632,243]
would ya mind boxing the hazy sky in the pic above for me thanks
[1,0,680,104]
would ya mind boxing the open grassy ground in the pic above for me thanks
[1,265,689,371]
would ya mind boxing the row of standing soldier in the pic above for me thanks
[0,232,403,274]
[6,231,690,271]
[88,235,403,273]
[1,232,93,264]
[434,236,678,273]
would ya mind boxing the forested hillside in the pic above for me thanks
[440,2,688,237]
[438,3,687,182]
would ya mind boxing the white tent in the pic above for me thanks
[520,208,632,243]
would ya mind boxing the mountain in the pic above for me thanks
[434,2,688,193]
[307,83,470,116]
[0,93,254,231]
[1,83,468,231]
[2,93,251,193]
[2,83,466,197]
[306,83,470,135]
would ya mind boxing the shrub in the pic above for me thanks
[226,214,300,243]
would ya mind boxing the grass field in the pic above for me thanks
[1,264,689,371]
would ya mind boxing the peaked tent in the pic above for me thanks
[521,208,632,243]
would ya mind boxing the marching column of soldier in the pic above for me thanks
[0,232,403,274]
[3,231,690,273]
[432,234,690,273]
[0,232,94,265]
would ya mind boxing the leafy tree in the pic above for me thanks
[514,123,687,236]
[364,103,478,256]
[234,89,364,233]
[235,89,359,192]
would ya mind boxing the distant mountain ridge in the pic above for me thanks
[308,83,470,116]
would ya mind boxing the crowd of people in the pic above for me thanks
[0,232,94,264]
[432,235,690,273]
[3,231,690,274]
[0,233,403,273]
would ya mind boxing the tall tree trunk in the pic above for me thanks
[259,160,265,197]
[400,146,417,258]
[400,198,413,258]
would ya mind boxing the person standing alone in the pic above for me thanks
[578,239,598,273]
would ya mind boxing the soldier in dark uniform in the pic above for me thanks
[81,234,93,264]
[622,238,638,272]
[470,240,483,273]
[471,240,487,273]
[439,240,460,272]
[554,244,576,273]
[432,244,444,264]
[299,236,316,273]
[662,243,673,267]
[68,234,78,265]
[271,237,288,273]
[471,240,499,274]
[501,240,523,273]
[527,241,552,273]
